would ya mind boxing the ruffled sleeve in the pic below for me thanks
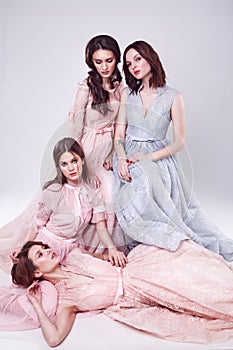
[90,187,107,224]
[35,184,63,232]
[68,80,89,141]
[0,281,57,330]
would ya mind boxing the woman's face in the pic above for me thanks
[92,49,116,80]
[28,244,60,275]
[59,151,83,186]
[125,48,151,81]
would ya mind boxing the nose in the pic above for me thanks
[102,61,107,70]
[131,61,136,70]
[68,162,74,171]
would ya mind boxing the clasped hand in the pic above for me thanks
[118,152,153,182]
[108,247,128,268]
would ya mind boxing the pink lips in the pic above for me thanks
[69,172,77,177]
[134,70,140,76]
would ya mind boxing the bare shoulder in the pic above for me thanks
[172,92,185,110]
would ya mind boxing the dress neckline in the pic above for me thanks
[64,180,85,190]
[138,85,165,118]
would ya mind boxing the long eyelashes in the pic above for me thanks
[59,158,78,167]
[93,59,114,65]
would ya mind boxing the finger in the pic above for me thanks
[119,166,131,181]
[108,255,115,266]
[113,256,120,267]
[119,254,127,267]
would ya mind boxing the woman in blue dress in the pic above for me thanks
[113,40,233,261]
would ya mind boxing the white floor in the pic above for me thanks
[0,194,233,350]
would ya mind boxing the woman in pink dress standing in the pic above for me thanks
[68,35,127,253]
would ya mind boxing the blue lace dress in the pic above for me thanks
[113,85,233,261]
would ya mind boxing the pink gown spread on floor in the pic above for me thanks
[57,240,233,344]
[68,80,127,252]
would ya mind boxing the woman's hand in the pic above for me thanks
[86,174,101,189]
[27,281,42,306]
[108,247,128,268]
[103,156,113,171]
[117,158,131,182]
[127,152,154,163]
[97,253,110,261]
[10,247,21,263]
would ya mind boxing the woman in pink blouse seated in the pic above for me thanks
[9,238,233,347]
[10,137,127,268]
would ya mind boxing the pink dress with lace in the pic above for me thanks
[68,80,127,252]
[57,240,233,344]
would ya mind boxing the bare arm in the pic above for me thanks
[96,220,127,267]
[27,283,76,347]
[128,93,186,163]
[114,88,131,181]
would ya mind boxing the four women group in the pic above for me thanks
[0,34,233,346]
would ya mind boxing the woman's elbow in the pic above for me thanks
[47,336,63,348]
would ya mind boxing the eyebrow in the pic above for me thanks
[59,156,77,164]
[93,56,114,60]
[126,54,140,63]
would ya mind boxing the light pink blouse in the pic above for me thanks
[35,181,106,245]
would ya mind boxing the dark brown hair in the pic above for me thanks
[11,241,49,288]
[85,34,122,115]
[123,40,166,94]
[43,137,85,190]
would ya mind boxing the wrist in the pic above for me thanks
[118,157,127,162]
[148,152,156,161]
[108,246,117,251]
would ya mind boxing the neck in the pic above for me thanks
[141,78,157,95]
[43,267,72,285]
[66,177,82,187]
[102,77,111,90]
[142,71,152,87]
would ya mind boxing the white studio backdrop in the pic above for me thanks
[0,0,232,236]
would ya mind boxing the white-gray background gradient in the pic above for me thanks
[0,1,233,349]
[0,0,233,235]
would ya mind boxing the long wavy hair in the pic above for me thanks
[123,40,166,94]
[85,34,122,115]
[43,137,85,190]
[11,241,49,288]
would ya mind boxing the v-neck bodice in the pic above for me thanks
[125,85,178,146]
